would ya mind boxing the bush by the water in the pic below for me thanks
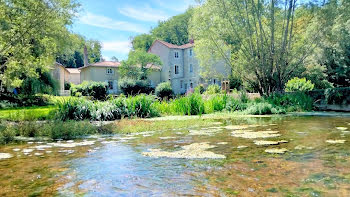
[57,94,159,121]
[118,79,154,95]
[285,77,315,92]
[155,82,173,99]
[71,81,107,100]
[245,102,285,115]
[266,92,313,111]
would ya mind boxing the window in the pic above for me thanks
[174,65,179,74]
[174,51,179,58]
[180,80,183,89]
[190,83,193,88]
[213,79,216,84]
[189,49,193,56]
[190,64,193,73]
[106,68,113,74]
[108,81,113,90]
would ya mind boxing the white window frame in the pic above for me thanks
[174,51,179,58]
[189,64,193,73]
[106,68,114,75]
[174,65,179,74]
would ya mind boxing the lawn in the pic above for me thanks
[0,106,57,121]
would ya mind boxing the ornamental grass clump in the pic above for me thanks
[204,94,228,114]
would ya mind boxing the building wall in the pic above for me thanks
[68,73,80,85]
[148,42,170,83]
[80,66,119,94]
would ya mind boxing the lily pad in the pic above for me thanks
[265,148,288,154]
[0,153,13,160]
[326,140,346,144]
[142,142,226,159]
[232,130,281,139]
[254,140,280,146]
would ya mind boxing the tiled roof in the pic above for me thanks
[79,61,121,70]
[66,68,80,74]
[145,63,161,70]
[151,40,194,50]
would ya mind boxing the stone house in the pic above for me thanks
[79,61,161,94]
[148,40,231,94]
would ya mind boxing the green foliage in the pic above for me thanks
[155,82,173,99]
[265,92,313,112]
[20,70,59,96]
[194,85,205,94]
[70,81,107,100]
[225,96,248,112]
[190,0,325,95]
[204,94,227,114]
[205,84,221,95]
[131,34,155,51]
[118,79,153,95]
[245,102,285,115]
[56,34,102,68]
[285,77,315,92]
[0,126,16,144]
[324,87,350,105]
[41,121,100,140]
[119,49,162,80]
[0,0,79,88]
[64,82,71,90]
[56,95,160,121]
[155,93,205,115]
[131,8,193,50]
[151,8,194,46]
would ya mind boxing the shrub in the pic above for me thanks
[225,96,248,112]
[245,102,285,115]
[119,79,153,95]
[204,94,227,114]
[56,95,159,121]
[41,121,99,140]
[170,93,204,115]
[285,77,315,92]
[155,82,173,99]
[64,82,71,90]
[194,85,205,94]
[324,87,350,105]
[265,92,313,111]
[71,81,107,100]
[0,126,16,144]
[204,84,221,94]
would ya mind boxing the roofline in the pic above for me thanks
[148,40,193,52]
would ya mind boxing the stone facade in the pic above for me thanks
[148,40,230,94]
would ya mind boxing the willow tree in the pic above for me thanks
[190,0,325,95]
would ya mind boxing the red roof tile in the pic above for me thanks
[151,40,194,50]
[79,61,121,70]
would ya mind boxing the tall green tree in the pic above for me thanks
[190,0,326,95]
[56,34,102,68]
[131,8,194,52]
[0,0,79,89]
[119,50,162,80]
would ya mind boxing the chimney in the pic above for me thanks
[84,45,89,66]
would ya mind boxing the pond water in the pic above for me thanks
[1,115,350,196]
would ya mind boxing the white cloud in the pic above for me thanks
[119,5,169,22]
[79,12,147,33]
[102,40,131,55]
[153,0,195,12]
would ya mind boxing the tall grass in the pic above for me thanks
[56,94,159,121]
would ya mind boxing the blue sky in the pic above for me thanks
[70,0,196,61]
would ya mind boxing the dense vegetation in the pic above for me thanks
[70,81,108,100]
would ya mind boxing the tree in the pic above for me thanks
[111,56,119,62]
[131,34,155,52]
[190,0,326,95]
[131,8,194,51]
[119,50,162,80]
[0,0,79,88]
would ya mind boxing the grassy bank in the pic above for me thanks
[0,106,57,121]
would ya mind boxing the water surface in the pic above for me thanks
[1,115,350,196]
